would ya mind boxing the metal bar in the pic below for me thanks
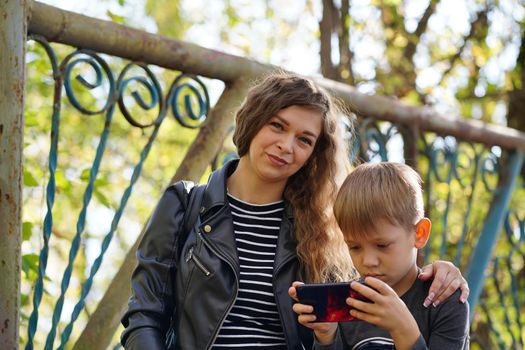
[466,150,525,317]
[27,0,525,152]
[27,1,269,84]
[316,78,525,152]
[0,1,28,349]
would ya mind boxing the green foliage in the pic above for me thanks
[22,222,34,241]
[22,254,40,286]
[24,170,39,187]
[106,10,125,24]
[145,0,187,39]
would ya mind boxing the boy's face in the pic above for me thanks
[345,218,429,297]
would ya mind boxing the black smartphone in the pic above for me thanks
[295,280,372,322]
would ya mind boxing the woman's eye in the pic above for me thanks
[348,245,360,251]
[270,122,283,130]
[298,137,313,146]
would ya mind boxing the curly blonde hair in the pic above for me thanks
[233,72,354,282]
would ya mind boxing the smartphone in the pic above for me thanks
[295,280,372,322]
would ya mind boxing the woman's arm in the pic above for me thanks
[419,261,470,307]
[121,187,186,349]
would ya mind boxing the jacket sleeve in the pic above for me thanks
[120,187,186,349]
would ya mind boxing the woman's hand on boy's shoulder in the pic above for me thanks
[419,260,469,307]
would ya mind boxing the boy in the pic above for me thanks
[292,162,469,349]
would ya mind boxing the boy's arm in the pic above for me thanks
[404,290,470,350]
[424,290,470,349]
[347,277,422,350]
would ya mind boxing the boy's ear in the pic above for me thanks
[414,218,431,249]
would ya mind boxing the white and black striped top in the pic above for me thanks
[211,193,287,349]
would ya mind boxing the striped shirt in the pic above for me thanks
[211,194,287,349]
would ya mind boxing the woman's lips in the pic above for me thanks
[268,154,288,166]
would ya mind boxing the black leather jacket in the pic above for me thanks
[121,160,313,349]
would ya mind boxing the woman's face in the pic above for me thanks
[245,105,323,187]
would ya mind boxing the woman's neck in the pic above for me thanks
[227,159,286,204]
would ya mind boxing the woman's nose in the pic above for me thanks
[276,135,293,153]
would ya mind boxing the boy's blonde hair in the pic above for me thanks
[334,162,424,238]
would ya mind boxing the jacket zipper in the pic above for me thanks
[196,229,239,350]
[186,246,211,276]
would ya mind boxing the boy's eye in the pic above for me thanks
[377,243,390,249]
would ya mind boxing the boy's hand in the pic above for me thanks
[288,281,337,345]
[347,277,420,350]
[419,260,469,307]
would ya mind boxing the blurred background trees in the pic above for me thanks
[144,0,524,130]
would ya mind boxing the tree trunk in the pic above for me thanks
[336,0,354,85]
[507,28,525,178]
[320,0,338,80]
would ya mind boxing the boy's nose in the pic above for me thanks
[362,252,379,267]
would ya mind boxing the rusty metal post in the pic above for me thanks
[0,0,28,349]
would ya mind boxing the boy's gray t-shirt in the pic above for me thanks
[316,278,470,350]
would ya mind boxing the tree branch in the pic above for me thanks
[336,0,355,85]
[403,0,439,61]
[515,27,525,89]
[320,0,338,79]
[507,28,525,133]
[438,7,489,85]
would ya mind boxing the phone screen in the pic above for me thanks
[296,281,371,322]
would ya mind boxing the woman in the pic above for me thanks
[121,72,468,350]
